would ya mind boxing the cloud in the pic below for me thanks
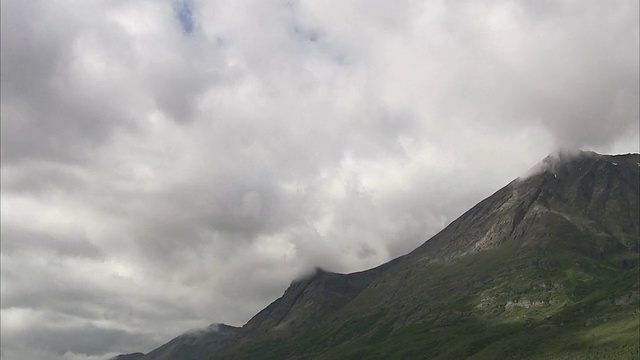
[1,0,638,359]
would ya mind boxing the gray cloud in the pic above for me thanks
[1,226,104,259]
[1,0,638,359]
[1,314,153,359]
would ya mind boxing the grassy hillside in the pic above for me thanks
[219,240,638,360]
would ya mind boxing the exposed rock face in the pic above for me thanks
[117,152,640,360]
[504,299,546,310]
[408,151,639,262]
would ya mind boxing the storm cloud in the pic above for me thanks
[1,0,638,359]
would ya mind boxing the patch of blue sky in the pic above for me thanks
[175,0,195,34]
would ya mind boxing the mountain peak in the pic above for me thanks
[521,149,597,180]
[521,150,639,181]
[406,151,639,266]
[292,266,333,283]
[178,323,237,339]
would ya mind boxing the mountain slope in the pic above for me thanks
[240,260,401,341]
[120,151,640,360]
[112,324,239,360]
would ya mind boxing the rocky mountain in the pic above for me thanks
[116,151,640,360]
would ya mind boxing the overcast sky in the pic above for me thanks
[1,0,638,359]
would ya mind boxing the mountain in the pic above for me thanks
[117,151,640,360]
[118,324,240,360]
[111,353,145,360]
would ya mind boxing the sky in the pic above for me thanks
[1,0,638,359]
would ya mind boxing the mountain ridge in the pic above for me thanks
[114,151,640,360]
